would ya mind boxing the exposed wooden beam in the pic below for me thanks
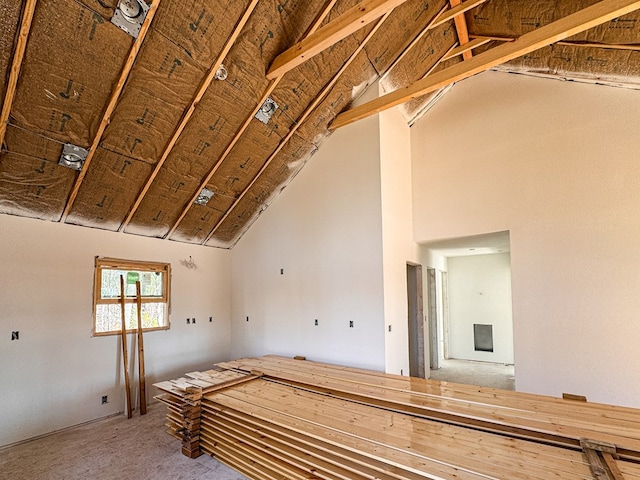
[558,39,640,51]
[474,35,640,51]
[431,0,486,29]
[441,36,491,61]
[0,0,37,150]
[470,34,515,42]
[448,0,473,61]
[167,0,339,239]
[304,0,339,37]
[331,0,640,130]
[203,13,393,245]
[120,0,260,231]
[266,0,409,80]
[60,0,160,222]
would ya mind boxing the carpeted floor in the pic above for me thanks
[0,404,248,480]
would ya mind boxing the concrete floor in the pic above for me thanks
[429,358,515,390]
[0,404,248,480]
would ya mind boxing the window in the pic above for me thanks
[93,257,171,335]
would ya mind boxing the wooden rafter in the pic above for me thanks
[330,0,640,130]
[60,0,160,222]
[203,13,394,245]
[119,0,260,231]
[558,39,640,51]
[266,0,409,80]
[441,36,492,61]
[381,4,448,80]
[0,0,37,150]
[430,0,486,29]
[448,0,473,61]
[166,0,340,239]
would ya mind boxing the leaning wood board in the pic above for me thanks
[156,356,640,479]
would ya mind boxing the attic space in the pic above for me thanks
[3,0,640,478]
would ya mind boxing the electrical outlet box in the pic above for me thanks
[11,331,19,340]
[209,316,212,322]
[192,318,196,324]
[186,318,191,324]
[101,395,108,404]
[246,316,249,322]
[388,325,392,332]
[349,321,354,328]
[314,319,318,326]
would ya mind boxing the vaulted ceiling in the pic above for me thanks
[1,0,639,248]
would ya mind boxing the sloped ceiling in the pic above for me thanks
[1,0,639,248]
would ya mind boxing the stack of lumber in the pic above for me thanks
[153,369,258,458]
[156,356,640,479]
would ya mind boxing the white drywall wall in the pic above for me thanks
[0,214,232,447]
[412,70,640,407]
[379,102,423,376]
[447,253,513,364]
[230,108,386,371]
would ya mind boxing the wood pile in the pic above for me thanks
[156,356,640,479]
[153,369,259,458]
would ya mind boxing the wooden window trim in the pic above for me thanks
[93,257,171,336]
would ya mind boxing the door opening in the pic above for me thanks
[427,267,439,370]
[407,263,425,378]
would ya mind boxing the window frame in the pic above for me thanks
[93,257,171,336]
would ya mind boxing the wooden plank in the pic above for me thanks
[221,381,593,479]
[166,0,343,239]
[448,0,473,61]
[431,0,487,29]
[558,40,640,51]
[157,358,640,480]
[220,356,640,456]
[60,0,160,222]
[330,0,640,130]
[202,414,417,480]
[119,0,260,232]
[119,276,132,419]
[135,281,146,415]
[564,393,588,402]
[0,0,37,149]
[602,452,628,480]
[266,0,409,80]
[202,11,392,244]
[207,383,595,480]
[441,37,492,61]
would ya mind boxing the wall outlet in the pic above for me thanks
[192,318,196,324]
[101,395,108,404]
[186,318,191,324]
[246,316,249,322]
[314,319,318,326]
[388,324,392,332]
[349,321,354,328]
[209,316,212,322]
[11,331,19,340]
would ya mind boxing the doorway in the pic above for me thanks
[406,263,425,378]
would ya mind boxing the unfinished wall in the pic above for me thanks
[0,214,232,447]
[230,96,386,371]
[412,70,640,408]
[447,253,514,365]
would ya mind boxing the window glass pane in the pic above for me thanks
[101,269,164,299]
[95,303,165,333]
